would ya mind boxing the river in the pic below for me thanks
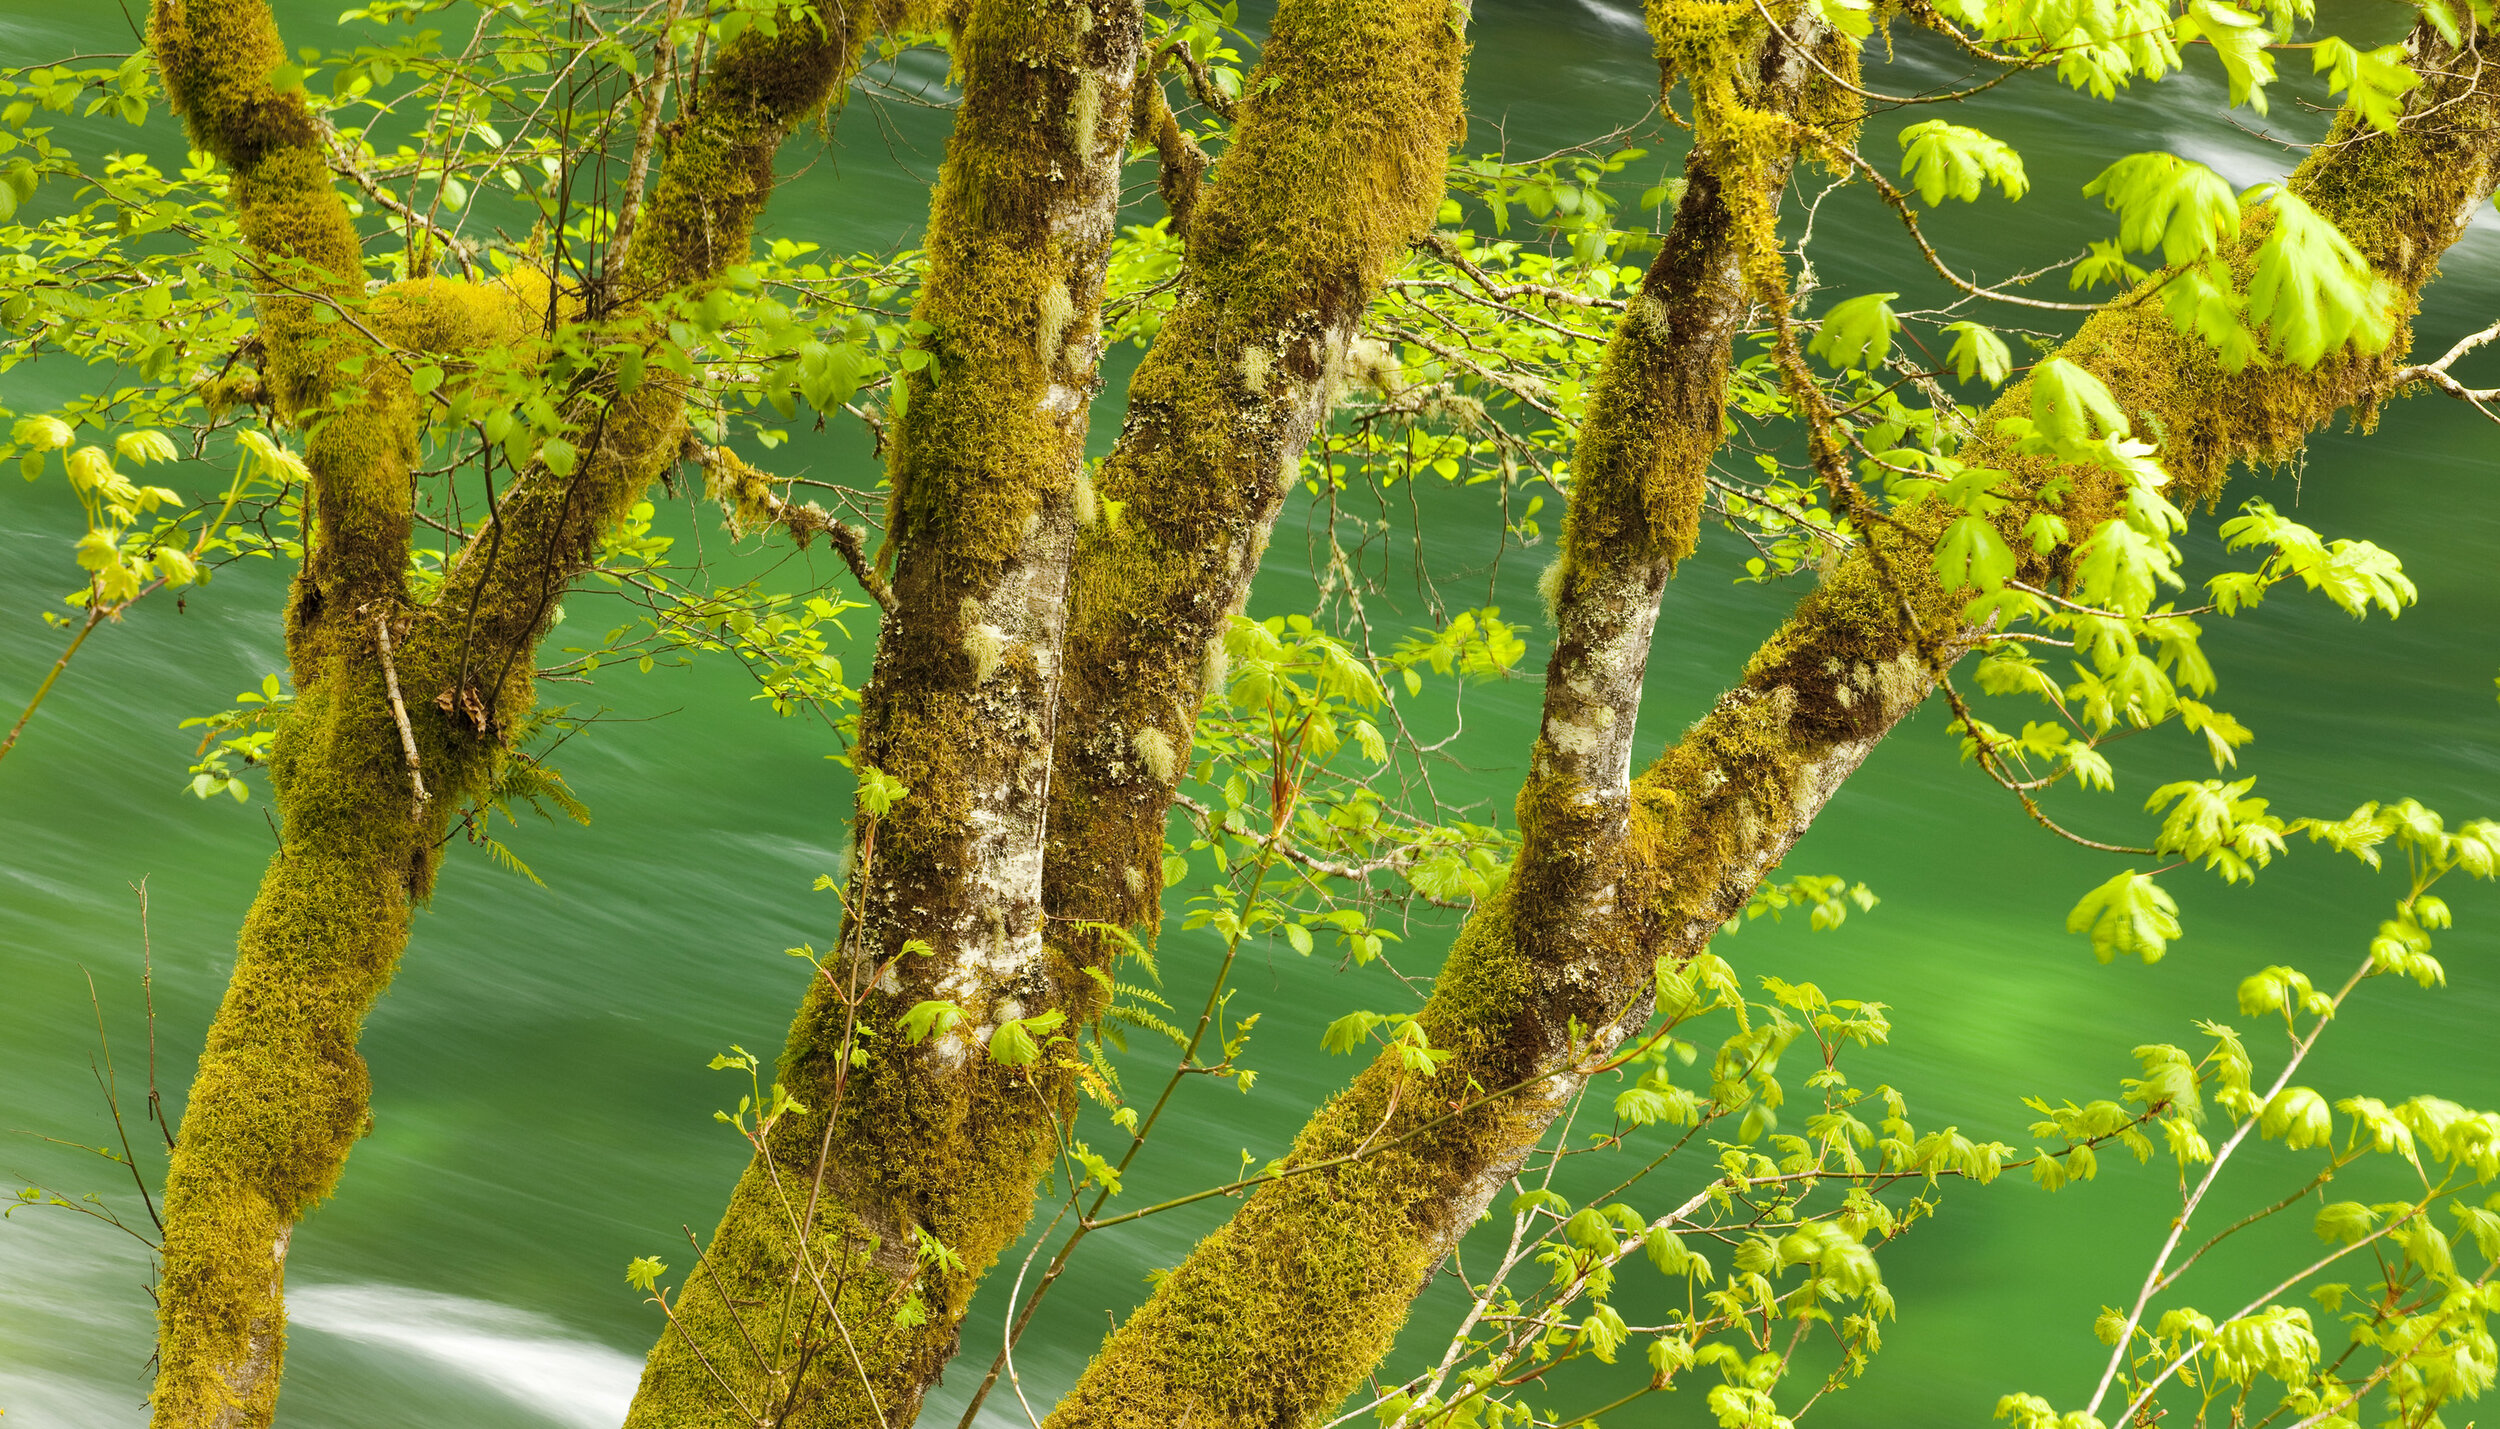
[4,0,2498,1423]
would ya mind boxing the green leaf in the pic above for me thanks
[2070,239,2151,292]
[1897,121,2029,205]
[2259,1086,2332,1149]
[539,438,579,476]
[2159,258,2258,370]
[2312,37,2419,135]
[625,1255,668,1292]
[1322,1010,1387,1055]
[1563,1206,1615,1251]
[2027,358,2130,452]
[2083,153,2240,266]
[1934,515,2016,593]
[989,1018,1042,1067]
[2179,0,2276,112]
[900,1000,964,1044]
[1576,1301,1630,1363]
[1807,0,1874,37]
[2245,186,2390,367]
[1510,1187,1569,1217]
[2065,870,2182,963]
[1809,292,1902,371]
[2075,517,2180,617]
[856,764,911,816]
[1944,322,2012,385]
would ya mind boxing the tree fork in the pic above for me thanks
[945,0,1474,1414]
[1038,16,2500,1429]
[143,3,885,1422]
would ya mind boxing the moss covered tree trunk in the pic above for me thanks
[1043,0,1469,950]
[619,0,1154,1423]
[143,3,877,1423]
[1035,8,1847,1421]
[628,0,1472,1420]
[1037,18,2500,1428]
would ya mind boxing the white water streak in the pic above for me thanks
[288,1283,639,1429]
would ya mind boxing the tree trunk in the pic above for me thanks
[628,0,1472,1419]
[143,5,878,1422]
[620,0,1152,1422]
[1043,0,1471,951]
[1038,18,2500,1428]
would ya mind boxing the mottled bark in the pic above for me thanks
[1039,17,2500,1429]
[144,3,876,1422]
[620,0,1152,1423]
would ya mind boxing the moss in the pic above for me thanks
[1039,27,1863,1414]
[643,2,1475,1418]
[1176,0,1469,332]
[145,4,439,1418]
[152,652,428,1426]
[366,270,556,354]
[1551,1,1859,605]
[1647,0,1860,300]
[1049,893,1555,1429]
[150,0,320,166]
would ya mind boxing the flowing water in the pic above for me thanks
[4,0,2498,1423]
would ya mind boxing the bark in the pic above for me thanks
[936,1,1473,1412]
[619,0,1153,1423]
[1038,16,2500,1429]
[143,4,879,1423]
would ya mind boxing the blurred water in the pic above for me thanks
[286,1285,640,1428]
[4,1,2498,1425]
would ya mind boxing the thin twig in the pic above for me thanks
[133,879,173,1152]
[373,615,431,807]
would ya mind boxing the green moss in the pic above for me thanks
[1646,0,1861,302]
[367,271,556,354]
[646,0,1478,1418]
[1044,25,2500,1429]
[152,656,426,1426]
[1549,0,1863,601]
[150,0,321,165]
[1049,893,1552,1429]
[1178,0,1469,330]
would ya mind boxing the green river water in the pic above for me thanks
[4,0,2498,1423]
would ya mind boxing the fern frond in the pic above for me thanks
[481,836,547,887]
